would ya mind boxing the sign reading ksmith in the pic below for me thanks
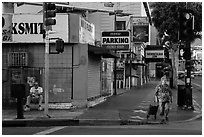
[101,31,130,50]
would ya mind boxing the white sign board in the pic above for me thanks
[79,17,95,46]
[145,50,164,58]
[9,14,69,43]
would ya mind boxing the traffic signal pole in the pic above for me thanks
[179,7,194,110]
[43,2,50,116]
[185,42,193,110]
[44,30,50,116]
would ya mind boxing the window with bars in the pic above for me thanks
[8,52,29,67]
[116,21,126,30]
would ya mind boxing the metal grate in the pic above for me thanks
[8,52,29,67]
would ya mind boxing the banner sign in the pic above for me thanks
[101,31,130,50]
[132,17,149,42]
[3,14,69,43]
[79,17,95,46]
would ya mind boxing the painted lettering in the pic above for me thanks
[102,37,129,44]
[12,23,18,34]
[81,18,93,32]
[25,23,34,34]
[12,22,44,35]
[18,23,25,34]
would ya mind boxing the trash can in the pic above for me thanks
[11,84,26,119]
[177,85,186,107]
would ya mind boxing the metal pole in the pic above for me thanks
[185,2,193,110]
[185,42,193,109]
[129,48,132,88]
[43,2,49,116]
[71,45,74,99]
[113,11,117,95]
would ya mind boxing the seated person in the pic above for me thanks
[24,82,43,111]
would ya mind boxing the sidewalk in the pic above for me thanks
[2,80,202,127]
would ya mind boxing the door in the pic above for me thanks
[156,64,163,79]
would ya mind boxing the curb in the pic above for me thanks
[2,119,79,127]
[3,111,202,127]
[2,118,162,127]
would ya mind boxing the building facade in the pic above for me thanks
[2,2,152,108]
[70,2,151,88]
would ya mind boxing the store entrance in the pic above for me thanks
[156,63,164,79]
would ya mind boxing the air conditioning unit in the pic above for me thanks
[8,52,29,67]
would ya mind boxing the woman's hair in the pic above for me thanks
[161,76,167,82]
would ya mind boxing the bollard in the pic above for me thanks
[16,98,25,119]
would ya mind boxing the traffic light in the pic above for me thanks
[185,60,192,69]
[183,47,191,60]
[56,38,64,53]
[179,9,194,41]
[178,43,185,60]
[44,3,56,26]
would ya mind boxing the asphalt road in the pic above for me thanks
[2,119,202,135]
[191,76,202,108]
[192,75,202,89]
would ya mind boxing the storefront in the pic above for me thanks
[2,13,117,108]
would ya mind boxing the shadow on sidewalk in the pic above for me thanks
[2,80,202,126]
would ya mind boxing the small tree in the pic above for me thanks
[150,2,202,43]
[150,2,202,88]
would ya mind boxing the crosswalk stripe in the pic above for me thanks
[191,82,202,88]
[34,126,67,135]
[133,110,147,113]
[130,116,145,120]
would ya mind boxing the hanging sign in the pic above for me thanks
[79,17,95,46]
[132,17,149,42]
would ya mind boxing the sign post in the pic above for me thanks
[102,29,130,95]
[114,13,117,95]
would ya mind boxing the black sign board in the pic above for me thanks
[101,31,130,50]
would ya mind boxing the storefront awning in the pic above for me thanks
[88,45,119,58]
[132,62,146,66]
